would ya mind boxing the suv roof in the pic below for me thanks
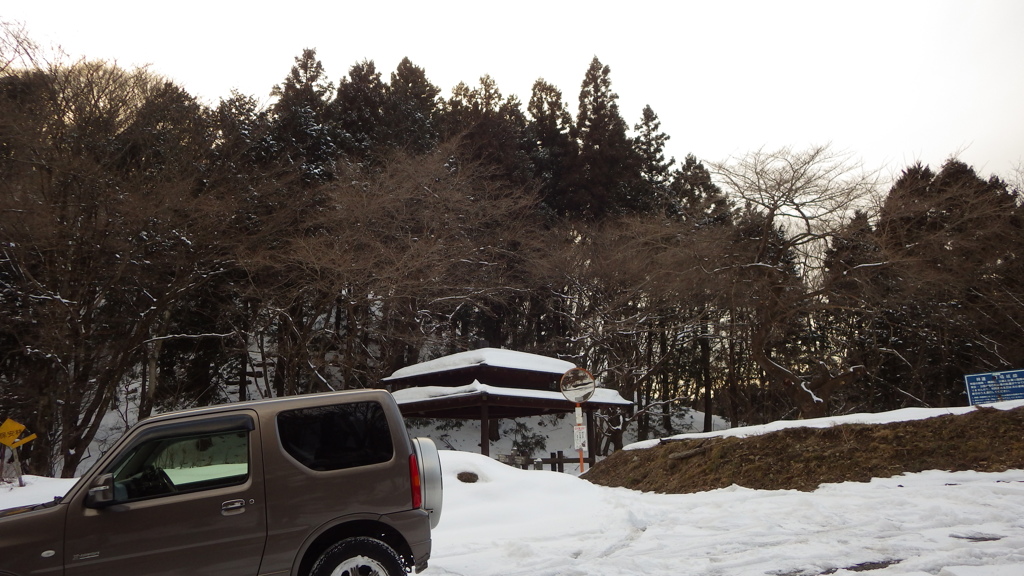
[138,389,392,424]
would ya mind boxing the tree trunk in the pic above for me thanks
[700,336,714,432]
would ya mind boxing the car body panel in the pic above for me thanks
[0,390,436,576]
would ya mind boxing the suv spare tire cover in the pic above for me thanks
[413,437,443,529]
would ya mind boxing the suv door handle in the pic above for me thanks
[221,499,247,515]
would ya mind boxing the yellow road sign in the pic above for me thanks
[0,418,35,448]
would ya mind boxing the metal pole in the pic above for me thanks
[576,403,585,473]
[586,408,597,467]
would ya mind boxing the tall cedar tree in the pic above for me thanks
[332,59,389,161]
[669,154,733,224]
[270,48,338,184]
[570,57,644,219]
[633,105,675,212]
[384,57,441,154]
[527,79,577,218]
[440,75,533,185]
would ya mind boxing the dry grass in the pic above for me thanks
[583,406,1024,493]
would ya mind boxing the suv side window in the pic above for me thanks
[109,429,250,502]
[277,402,394,471]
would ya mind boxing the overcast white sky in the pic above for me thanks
[6,0,1024,180]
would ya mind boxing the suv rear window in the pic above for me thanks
[277,402,394,471]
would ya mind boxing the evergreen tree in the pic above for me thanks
[117,81,210,176]
[211,90,281,186]
[269,48,338,184]
[440,75,532,184]
[633,105,674,211]
[333,59,389,161]
[668,154,732,224]
[384,57,441,154]
[527,78,577,217]
[570,57,643,218]
[440,80,476,137]
[271,48,334,109]
[874,159,1024,405]
[820,211,905,411]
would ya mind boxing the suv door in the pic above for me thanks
[63,412,266,576]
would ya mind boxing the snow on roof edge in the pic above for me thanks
[384,348,577,380]
[392,381,632,406]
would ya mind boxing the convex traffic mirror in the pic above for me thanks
[560,367,596,404]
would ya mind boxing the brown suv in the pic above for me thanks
[0,389,442,576]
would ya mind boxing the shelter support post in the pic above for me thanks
[480,398,490,457]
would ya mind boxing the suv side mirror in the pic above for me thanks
[85,473,115,508]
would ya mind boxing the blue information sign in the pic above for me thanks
[964,369,1024,405]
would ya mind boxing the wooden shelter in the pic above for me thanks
[383,348,633,463]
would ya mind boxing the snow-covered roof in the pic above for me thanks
[392,381,632,406]
[385,348,576,380]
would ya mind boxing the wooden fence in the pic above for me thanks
[497,450,584,473]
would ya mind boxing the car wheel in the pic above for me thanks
[310,537,405,576]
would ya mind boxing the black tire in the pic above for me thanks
[309,537,405,576]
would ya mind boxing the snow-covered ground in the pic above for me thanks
[4,402,1024,576]
[432,453,1024,576]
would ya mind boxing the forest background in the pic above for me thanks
[2,23,1023,477]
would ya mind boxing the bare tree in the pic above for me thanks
[236,143,548,394]
[1011,161,1023,195]
[711,145,881,278]
[0,56,242,476]
[0,20,38,75]
[710,145,882,418]
[545,213,738,439]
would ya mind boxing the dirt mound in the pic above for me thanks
[583,406,1024,493]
